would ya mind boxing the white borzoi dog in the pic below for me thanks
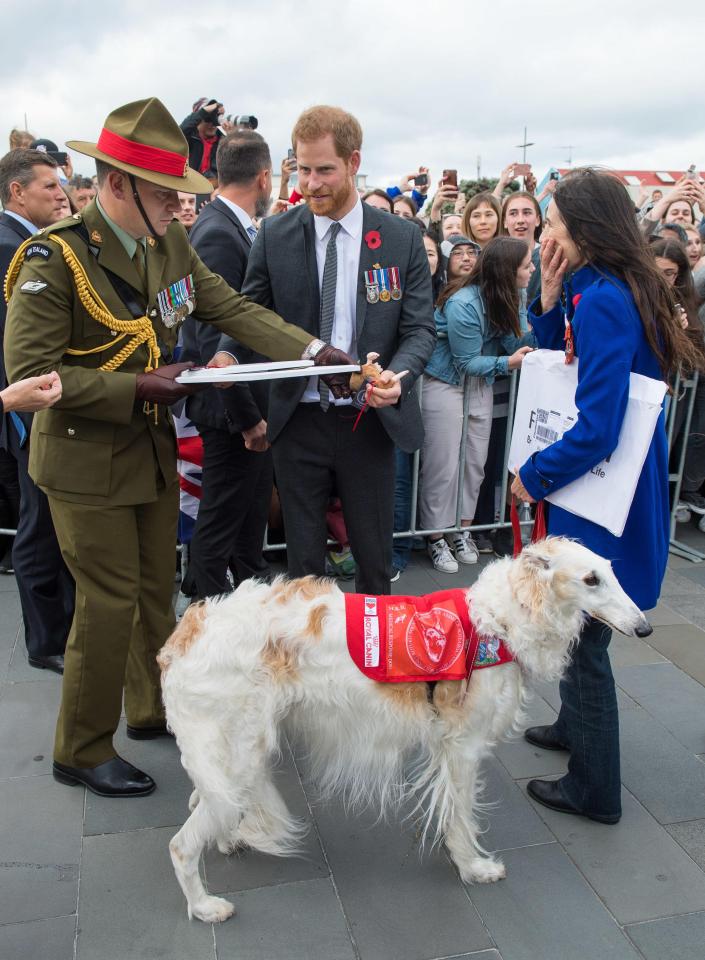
[159,537,651,923]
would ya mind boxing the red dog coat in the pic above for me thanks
[345,589,513,683]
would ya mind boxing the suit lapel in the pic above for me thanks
[301,207,320,330]
[212,197,250,245]
[355,204,383,341]
[0,212,31,242]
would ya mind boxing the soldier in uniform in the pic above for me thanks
[4,98,353,798]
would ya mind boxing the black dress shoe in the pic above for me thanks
[126,723,173,741]
[524,724,569,751]
[53,756,156,797]
[527,778,620,824]
[28,654,65,676]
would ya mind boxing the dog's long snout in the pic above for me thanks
[634,617,653,639]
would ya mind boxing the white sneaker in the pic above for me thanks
[427,538,458,574]
[449,531,479,564]
[676,504,692,524]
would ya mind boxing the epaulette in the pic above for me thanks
[36,213,84,237]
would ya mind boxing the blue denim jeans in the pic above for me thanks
[393,448,413,572]
[552,617,621,819]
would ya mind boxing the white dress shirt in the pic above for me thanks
[302,198,363,405]
[215,195,256,239]
[3,209,37,234]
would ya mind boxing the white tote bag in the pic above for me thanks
[508,350,667,536]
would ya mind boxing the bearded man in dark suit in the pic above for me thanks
[215,106,435,595]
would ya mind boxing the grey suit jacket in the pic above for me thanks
[219,203,435,453]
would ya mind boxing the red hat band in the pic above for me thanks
[96,128,188,178]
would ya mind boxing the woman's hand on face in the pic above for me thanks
[507,346,534,370]
[540,238,569,313]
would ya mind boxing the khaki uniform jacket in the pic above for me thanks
[3,202,311,506]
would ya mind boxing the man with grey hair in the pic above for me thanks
[180,130,275,599]
[0,148,74,675]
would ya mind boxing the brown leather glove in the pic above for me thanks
[313,344,356,399]
[134,362,198,405]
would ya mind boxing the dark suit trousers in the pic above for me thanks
[272,403,395,596]
[186,427,272,599]
[8,430,74,658]
[0,447,19,563]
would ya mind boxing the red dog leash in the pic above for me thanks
[510,496,546,557]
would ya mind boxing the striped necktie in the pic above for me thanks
[246,225,257,244]
[318,221,342,409]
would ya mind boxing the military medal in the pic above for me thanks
[379,268,391,302]
[364,269,379,304]
[390,266,402,301]
[157,274,195,329]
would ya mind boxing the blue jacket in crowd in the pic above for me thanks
[425,285,534,386]
[519,263,669,610]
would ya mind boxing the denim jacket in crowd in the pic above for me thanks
[424,284,535,386]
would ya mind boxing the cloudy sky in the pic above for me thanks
[3,0,705,187]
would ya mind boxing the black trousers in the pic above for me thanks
[8,431,74,659]
[272,403,395,596]
[185,426,272,600]
[0,447,20,565]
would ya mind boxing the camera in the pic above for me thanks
[226,114,258,130]
[413,173,429,187]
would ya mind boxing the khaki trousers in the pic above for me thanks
[418,375,494,531]
[48,482,178,767]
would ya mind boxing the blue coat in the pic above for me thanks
[519,264,669,610]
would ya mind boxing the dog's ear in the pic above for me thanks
[512,549,551,618]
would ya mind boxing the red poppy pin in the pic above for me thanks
[365,230,381,250]
[572,294,582,307]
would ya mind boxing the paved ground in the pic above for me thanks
[1,524,705,960]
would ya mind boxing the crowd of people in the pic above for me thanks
[0,97,704,826]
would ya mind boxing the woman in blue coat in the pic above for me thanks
[511,168,703,824]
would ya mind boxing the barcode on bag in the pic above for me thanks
[535,424,559,443]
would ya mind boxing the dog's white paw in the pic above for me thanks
[191,895,235,923]
[461,857,506,884]
[188,789,200,812]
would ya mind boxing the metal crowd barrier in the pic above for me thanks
[666,370,703,563]
[263,371,530,553]
[1,370,702,565]
[261,367,703,562]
